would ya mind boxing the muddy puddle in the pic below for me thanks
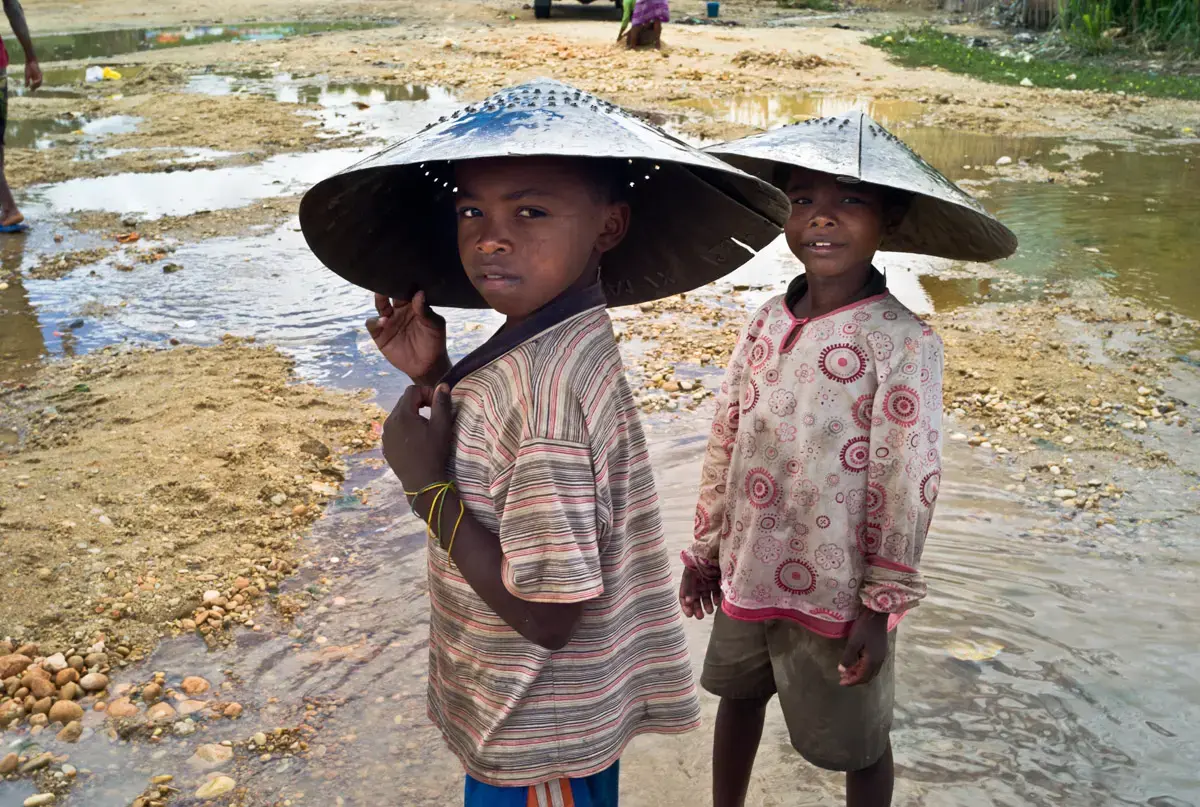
[679,92,927,129]
[2,21,395,65]
[4,114,138,150]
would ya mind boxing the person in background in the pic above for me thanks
[0,0,41,232]
[617,0,668,49]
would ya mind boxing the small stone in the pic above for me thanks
[26,676,56,699]
[24,795,56,807]
[55,668,80,687]
[195,775,236,799]
[68,655,85,671]
[147,702,177,722]
[995,156,1013,166]
[174,719,197,736]
[251,731,268,747]
[1154,312,1173,326]
[49,700,84,724]
[0,752,18,774]
[1054,489,1078,499]
[234,577,251,590]
[1063,436,1075,445]
[60,764,77,778]
[84,652,108,669]
[43,653,68,673]
[151,775,174,784]
[57,720,83,743]
[190,743,234,768]
[79,672,109,693]
[0,654,33,679]
[178,699,208,716]
[181,676,210,695]
[60,682,81,701]
[107,697,138,718]
[142,682,162,702]
[270,493,288,507]
[20,752,53,773]
[223,702,243,718]
[1020,77,1034,87]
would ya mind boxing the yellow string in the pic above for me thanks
[404,481,465,557]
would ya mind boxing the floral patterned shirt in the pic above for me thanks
[684,273,944,637]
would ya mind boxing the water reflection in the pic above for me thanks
[679,92,926,129]
[0,234,44,381]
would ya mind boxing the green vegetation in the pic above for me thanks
[868,26,1200,100]
[1056,0,1199,55]
[776,0,840,10]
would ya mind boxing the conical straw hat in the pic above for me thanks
[705,112,1017,262]
[300,78,790,308]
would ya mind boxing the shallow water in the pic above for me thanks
[2,21,395,65]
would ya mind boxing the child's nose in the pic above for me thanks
[808,212,837,228]
[477,238,510,255]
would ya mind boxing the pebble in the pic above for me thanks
[195,775,236,799]
[84,652,107,669]
[107,697,139,718]
[174,719,197,736]
[191,743,234,767]
[56,720,83,743]
[251,731,268,747]
[24,795,55,807]
[79,672,110,692]
[55,668,80,687]
[0,752,18,774]
[995,156,1013,166]
[27,676,56,699]
[181,676,211,695]
[142,683,162,702]
[270,493,288,507]
[223,703,243,718]
[147,702,177,722]
[1054,489,1078,499]
[0,654,34,679]
[49,700,84,725]
[60,764,77,778]
[43,653,68,673]
[178,699,208,716]
[202,590,222,605]
[151,775,174,784]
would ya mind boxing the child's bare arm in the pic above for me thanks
[383,384,585,649]
[3,0,41,90]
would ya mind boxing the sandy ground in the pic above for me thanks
[0,340,382,659]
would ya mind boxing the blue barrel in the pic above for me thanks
[707,1,720,17]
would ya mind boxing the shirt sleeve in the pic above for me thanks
[683,306,767,579]
[622,0,634,26]
[495,409,608,605]
[860,325,944,615]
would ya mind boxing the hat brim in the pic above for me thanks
[706,115,1018,263]
[300,156,786,309]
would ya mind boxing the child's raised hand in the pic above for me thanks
[366,291,449,384]
[679,568,720,620]
[382,383,454,494]
[838,609,889,687]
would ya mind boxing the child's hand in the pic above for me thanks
[838,609,889,687]
[679,568,721,620]
[383,383,454,494]
[366,291,450,384]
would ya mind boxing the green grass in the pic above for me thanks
[868,26,1200,100]
[1057,0,1199,56]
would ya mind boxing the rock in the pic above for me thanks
[68,656,85,671]
[233,577,251,590]
[1154,312,1173,325]
[147,702,176,722]
[223,703,243,718]
[84,652,107,669]
[1020,77,1034,87]
[0,752,18,774]
[141,683,162,702]
[24,795,56,807]
[251,731,267,747]
[151,775,174,784]
[195,775,236,799]
[55,668,80,687]
[106,697,138,718]
[0,654,33,679]
[995,156,1013,166]
[202,590,222,605]
[26,676,56,699]
[60,764,76,777]
[32,697,53,715]
[178,699,208,716]
[1054,489,1078,499]
[0,640,10,654]
[174,719,197,736]
[43,653,68,674]
[0,700,24,727]
[59,682,80,701]
[20,752,53,773]
[299,438,331,459]
[269,492,288,507]
[56,720,83,743]
[181,676,211,695]
[15,644,38,658]
[79,673,109,693]
[49,700,84,724]
[190,743,234,768]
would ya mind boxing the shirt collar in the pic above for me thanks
[442,282,607,389]
[785,267,888,311]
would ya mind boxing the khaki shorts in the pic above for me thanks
[700,609,895,772]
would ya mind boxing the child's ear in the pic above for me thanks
[596,201,632,254]
[884,201,910,234]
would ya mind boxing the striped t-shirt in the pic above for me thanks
[429,288,700,786]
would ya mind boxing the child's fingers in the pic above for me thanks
[374,293,394,318]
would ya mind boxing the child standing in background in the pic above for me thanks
[680,113,1017,807]
[618,0,668,48]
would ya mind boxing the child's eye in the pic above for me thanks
[517,207,547,219]
[842,196,866,205]
[458,207,482,219]
[789,196,811,205]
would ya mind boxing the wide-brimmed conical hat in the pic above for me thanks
[705,113,1017,262]
[300,78,789,308]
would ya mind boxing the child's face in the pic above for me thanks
[454,158,629,320]
[783,167,889,279]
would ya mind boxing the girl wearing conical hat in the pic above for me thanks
[301,79,788,805]
[679,113,1017,807]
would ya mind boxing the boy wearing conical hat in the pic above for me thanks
[301,80,788,805]
[678,114,1017,807]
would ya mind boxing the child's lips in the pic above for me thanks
[800,241,846,255]
[473,269,521,291]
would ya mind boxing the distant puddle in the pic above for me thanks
[9,65,150,98]
[3,114,139,150]
[679,92,926,129]
[2,20,394,64]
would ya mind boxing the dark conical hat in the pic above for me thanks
[704,112,1018,262]
[300,78,790,309]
